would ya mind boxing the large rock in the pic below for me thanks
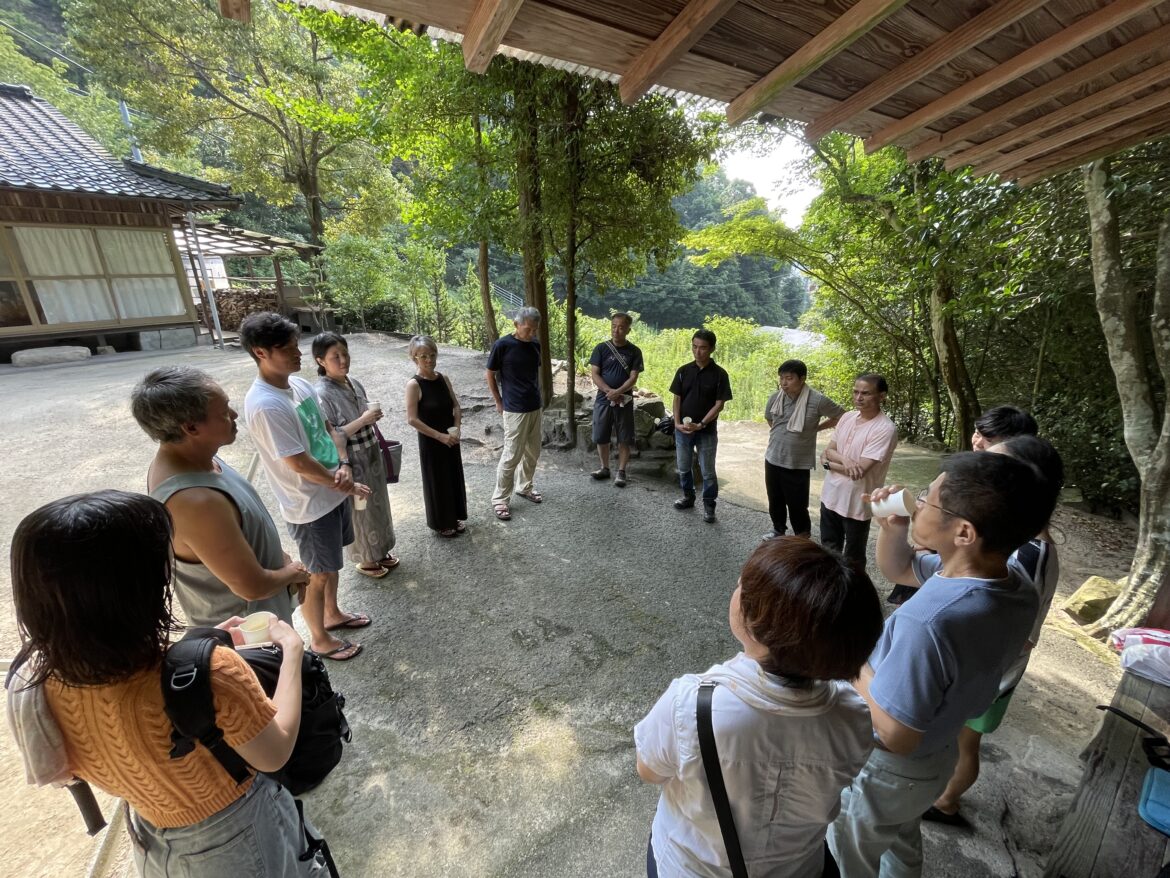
[1062,575,1125,624]
[634,393,666,420]
[549,390,584,411]
[12,345,91,367]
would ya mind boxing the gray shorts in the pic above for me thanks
[593,395,636,446]
[132,773,329,876]
[287,500,353,574]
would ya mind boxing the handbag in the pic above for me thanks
[696,681,840,878]
[372,424,401,485]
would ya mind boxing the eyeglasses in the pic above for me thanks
[915,488,962,518]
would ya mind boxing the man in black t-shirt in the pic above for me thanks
[589,312,644,488]
[668,329,733,523]
[486,307,544,520]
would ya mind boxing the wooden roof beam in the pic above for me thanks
[620,0,739,105]
[804,0,1048,143]
[463,0,524,74]
[976,85,1170,176]
[218,0,251,23]
[1009,108,1170,185]
[865,0,1163,154]
[906,23,1170,164]
[726,0,913,126]
[945,57,1170,171]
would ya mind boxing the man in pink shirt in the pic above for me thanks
[819,373,897,569]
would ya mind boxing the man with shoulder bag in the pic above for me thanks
[589,313,644,488]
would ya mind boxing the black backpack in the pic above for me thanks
[162,627,351,796]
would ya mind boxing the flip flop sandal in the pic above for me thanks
[455,521,467,533]
[517,489,543,504]
[354,563,389,579]
[379,554,401,570]
[325,612,372,631]
[319,640,363,661]
[439,528,459,538]
[493,504,512,521]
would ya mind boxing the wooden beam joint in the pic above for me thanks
[463,0,525,74]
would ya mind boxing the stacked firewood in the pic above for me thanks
[194,287,279,331]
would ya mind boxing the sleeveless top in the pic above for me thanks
[416,372,455,432]
[150,457,293,628]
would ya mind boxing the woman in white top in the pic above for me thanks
[635,537,884,877]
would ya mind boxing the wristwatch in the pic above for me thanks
[338,459,352,468]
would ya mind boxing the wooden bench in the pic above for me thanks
[1044,671,1170,877]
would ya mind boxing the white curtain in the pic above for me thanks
[111,277,185,319]
[97,229,175,275]
[13,227,101,276]
[32,279,114,324]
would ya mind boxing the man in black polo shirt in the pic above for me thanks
[486,307,544,521]
[669,329,733,523]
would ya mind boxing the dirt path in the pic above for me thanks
[0,334,1134,876]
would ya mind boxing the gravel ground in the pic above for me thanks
[0,333,1129,876]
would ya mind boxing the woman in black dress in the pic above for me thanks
[405,335,468,537]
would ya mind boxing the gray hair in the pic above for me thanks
[513,306,541,325]
[131,366,219,443]
[408,334,438,359]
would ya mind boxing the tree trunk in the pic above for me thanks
[514,68,553,406]
[472,116,499,347]
[477,240,498,347]
[929,269,979,449]
[561,78,584,448]
[1082,158,1170,637]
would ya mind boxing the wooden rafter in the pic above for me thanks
[906,23,1170,164]
[463,0,524,74]
[620,0,739,105]
[945,58,1170,171]
[218,0,251,23]
[978,85,1170,176]
[1010,108,1170,185]
[726,0,912,126]
[865,0,1163,153]
[804,0,1048,144]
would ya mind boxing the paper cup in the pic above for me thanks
[366,401,382,414]
[239,611,276,645]
[871,489,916,518]
[354,494,368,511]
[447,426,460,439]
[682,417,693,424]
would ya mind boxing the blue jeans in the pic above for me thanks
[675,428,718,506]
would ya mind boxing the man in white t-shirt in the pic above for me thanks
[240,312,371,662]
[819,373,897,569]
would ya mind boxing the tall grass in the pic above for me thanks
[549,308,858,423]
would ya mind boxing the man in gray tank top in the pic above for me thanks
[132,366,309,628]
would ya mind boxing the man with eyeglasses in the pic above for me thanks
[819,373,897,569]
[828,452,1052,878]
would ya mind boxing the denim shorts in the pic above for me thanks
[592,395,636,445]
[287,499,353,574]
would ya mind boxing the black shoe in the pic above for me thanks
[674,495,695,510]
[591,467,611,480]
[922,806,972,829]
[703,507,716,524]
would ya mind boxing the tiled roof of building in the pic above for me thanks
[0,83,237,208]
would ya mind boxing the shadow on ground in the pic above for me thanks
[0,333,1129,877]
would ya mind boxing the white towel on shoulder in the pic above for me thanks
[6,656,72,786]
[770,384,811,433]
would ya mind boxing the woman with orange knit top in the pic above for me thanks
[8,490,329,876]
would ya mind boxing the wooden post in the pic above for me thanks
[1042,672,1170,876]
[186,252,216,337]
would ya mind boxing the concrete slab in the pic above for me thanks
[0,334,1130,877]
[11,345,90,367]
